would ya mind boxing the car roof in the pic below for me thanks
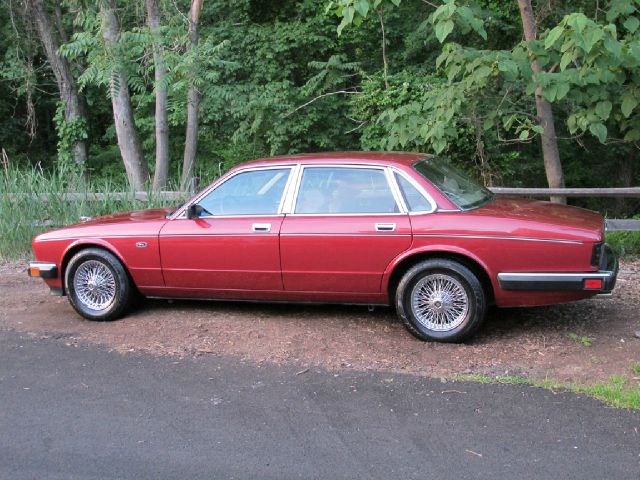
[241,151,431,168]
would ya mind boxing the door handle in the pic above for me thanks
[375,223,396,232]
[252,223,272,232]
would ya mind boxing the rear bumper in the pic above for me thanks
[498,244,618,293]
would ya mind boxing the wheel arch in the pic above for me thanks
[384,247,496,305]
[60,240,131,295]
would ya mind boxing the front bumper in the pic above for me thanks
[27,261,58,279]
[497,244,618,293]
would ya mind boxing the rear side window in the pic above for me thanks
[198,168,291,216]
[295,167,399,214]
[394,173,432,212]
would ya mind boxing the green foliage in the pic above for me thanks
[0,162,181,260]
[53,101,88,167]
[606,217,640,256]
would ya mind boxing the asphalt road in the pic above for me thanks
[0,330,638,480]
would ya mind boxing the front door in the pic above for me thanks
[160,167,292,294]
[280,166,412,294]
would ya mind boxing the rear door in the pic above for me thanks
[280,165,412,294]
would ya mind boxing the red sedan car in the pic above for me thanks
[28,152,618,342]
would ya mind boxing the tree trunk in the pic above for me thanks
[181,0,204,191]
[517,0,566,204]
[101,0,149,190]
[145,0,170,192]
[29,0,88,167]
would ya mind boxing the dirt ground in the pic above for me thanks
[1,259,638,386]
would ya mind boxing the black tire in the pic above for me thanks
[64,248,133,321]
[395,259,487,343]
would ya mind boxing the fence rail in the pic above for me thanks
[4,187,639,231]
[489,187,640,198]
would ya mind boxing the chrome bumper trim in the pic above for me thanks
[498,243,619,293]
[27,261,58,279]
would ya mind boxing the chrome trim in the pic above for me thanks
[252,223,272,232]
[498,271,616,292]
[375,223,396,232]
[413,233,583,245]
[385,167,409,214]
[280,164,302,214]
[28,261,58,278]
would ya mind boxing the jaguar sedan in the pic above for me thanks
[28,152,618,342]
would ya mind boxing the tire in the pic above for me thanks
[64,248,133,321]
[395,259,487,343]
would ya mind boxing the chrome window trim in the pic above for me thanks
[170,164,297,220]
[389,167,439,214]
[288,164,404,216]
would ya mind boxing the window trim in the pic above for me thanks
[171,165,296,219]
[287,164,405,217]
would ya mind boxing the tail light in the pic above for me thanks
[591,242,603,267]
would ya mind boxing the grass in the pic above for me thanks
[606,220,640,256]
[0,164,184,260]
[456,373,640,410]
[567,332,593,347]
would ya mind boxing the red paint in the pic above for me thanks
[30,152,609,308]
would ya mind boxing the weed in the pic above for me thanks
[568,332,593,347]
[631,362,640,376]
[0,165,185,259]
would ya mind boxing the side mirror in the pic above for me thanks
[186,204,203,219]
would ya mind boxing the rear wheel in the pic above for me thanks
[64,248,133,321]
[395,259,487,342]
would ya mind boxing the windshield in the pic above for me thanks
[413,157,494,210]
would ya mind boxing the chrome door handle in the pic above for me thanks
[252,223,272,232]
[375,223,396,232]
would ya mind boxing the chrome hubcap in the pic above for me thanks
[411,274,469,331]
[74,260,116,311]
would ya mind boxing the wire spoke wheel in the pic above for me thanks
[73,260,117,311]
[410,273,469,332]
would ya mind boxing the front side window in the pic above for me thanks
[295,167,399,214]
[198,168,291,216]
[413,157,494,210]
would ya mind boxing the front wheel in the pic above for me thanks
[64,248,133,321]
[395,259,487,343]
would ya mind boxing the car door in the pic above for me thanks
[280,165,412,294]
[160,166,293,293]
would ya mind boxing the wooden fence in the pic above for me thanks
[5,186,640,230]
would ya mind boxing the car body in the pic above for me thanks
[29,152,618,342]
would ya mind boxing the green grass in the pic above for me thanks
[631,362,640,376]
[567,332,593,347]
[0,164,184,260]
[606,218,640,256]
[456,373,640,410]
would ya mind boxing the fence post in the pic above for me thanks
[189,177,200,195]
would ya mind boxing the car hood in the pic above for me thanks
[74,208,174,226]
[35,207,174,241]
[471,197,604,240]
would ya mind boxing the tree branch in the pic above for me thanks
[285,90,361,117]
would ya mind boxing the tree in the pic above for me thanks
[100,0,149,190]
[181,0,204,191]
[28,0,88,167]
[145,0,170,192]
[516,0,564,202]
